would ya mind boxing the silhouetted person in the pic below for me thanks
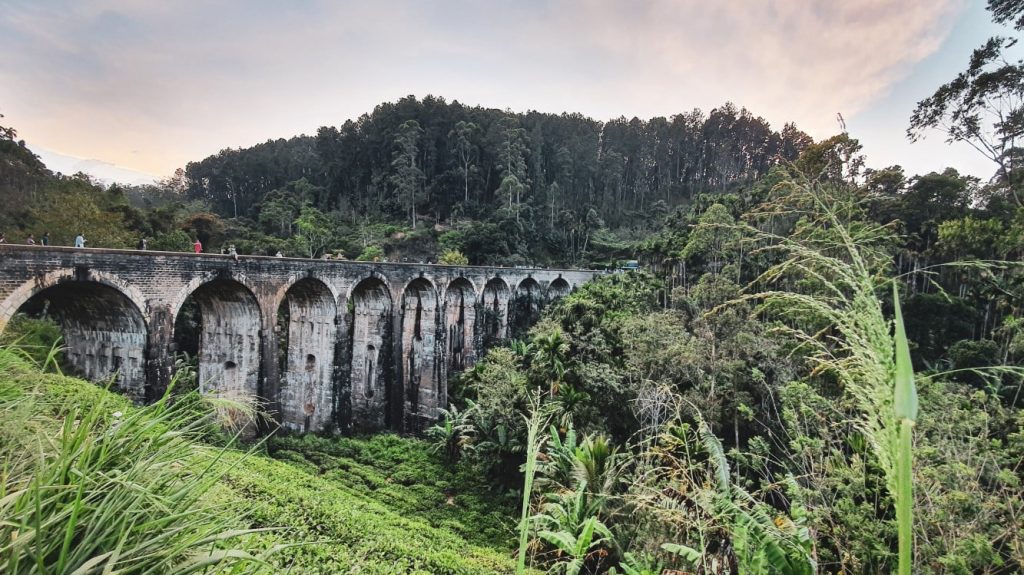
[0,232,6,244]
[41,232,49,246]
[227,244,238,262]
[74,233,86,248]
[25,234,35,245]
[193,238,202,253]
[137,236,147,250]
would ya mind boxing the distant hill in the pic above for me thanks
[184,96,812,230]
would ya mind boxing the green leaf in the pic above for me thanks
[575,517,596,555]
[660,542,701,564]
[538,529,577,554]
[892,284,918,422]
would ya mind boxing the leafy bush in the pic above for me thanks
[356,244,385,261]
[948,338,1001,386]
[149,228,192,251]
[439,249,470,265]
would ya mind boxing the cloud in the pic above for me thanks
[0,0,966,176]
[533,0,965,132]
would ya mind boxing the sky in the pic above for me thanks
[0,0,1014,184]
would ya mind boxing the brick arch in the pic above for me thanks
[271,273,340,316]
[0,268,149,400]
[168,270,260,321]
[510,276,544,339]
[400,277,440,431]
[173,276,263,416]
[546,276,572,300]
[443,276,477,305]
[443,277,478,374]
[0,267,148,332]
[481,277,511,342]
[274,276,339,432]
[342,272,393,306]
[347,275,395,432]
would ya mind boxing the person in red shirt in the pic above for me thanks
[193,238,202,254]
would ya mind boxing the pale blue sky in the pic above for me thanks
[0,0,1014,183]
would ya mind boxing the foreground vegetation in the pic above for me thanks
[438,177,1023,574]
[0,341,520,574]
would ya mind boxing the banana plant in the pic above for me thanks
[426,403,475,463]
[536,513,614,575]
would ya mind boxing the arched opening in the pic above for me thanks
[481,277,511,347]
[275,278,337,432]
[401,278,438,431]
[173,278,261,406]
[12,281,147,400]
[444,278,477,373]
[348,277,392,431]
[547,277,571,302]
[510,277,543,339]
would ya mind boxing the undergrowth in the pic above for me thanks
[0,340,520,574]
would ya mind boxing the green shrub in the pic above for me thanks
[439,249,470,266]
[357,245,385,261]
[149,229,192,252]
[948,339,1001,387]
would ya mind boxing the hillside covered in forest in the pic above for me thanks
[2,1,1024,570]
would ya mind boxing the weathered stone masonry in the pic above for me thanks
[0,245,596,433]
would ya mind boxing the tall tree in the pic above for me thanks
[391,120,425,229]
[294,205,332,258]
[496,115,529,215]
[909,0,1024,204]
[449,121,479,206]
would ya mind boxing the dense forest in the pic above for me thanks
[1,97,813,266]
[1,1,1024,573]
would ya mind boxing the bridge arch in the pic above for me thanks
[275,277,337,432]
[347,276,393,431]
[173,277,262,411]
[168,270,260,322]
[443,277,477,373]
[1,268,148,400]
[546,277,572,301]
[510,277,544,339]
[400,277,439,431]
[481,277,511,345]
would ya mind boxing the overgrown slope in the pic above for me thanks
[0,346,519,574]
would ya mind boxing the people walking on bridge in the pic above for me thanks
[41,232,49,246]
[25,234,35,245]
[74,233,86,248]
[228,244,238,261]
[137,236,147,250]
[0,232,6,244]
[193,238,202,254]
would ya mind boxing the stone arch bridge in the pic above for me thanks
[0,246,597,433]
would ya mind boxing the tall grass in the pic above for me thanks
[0,344,273,574]
[516,392,550,574]
[736,181,919,570]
